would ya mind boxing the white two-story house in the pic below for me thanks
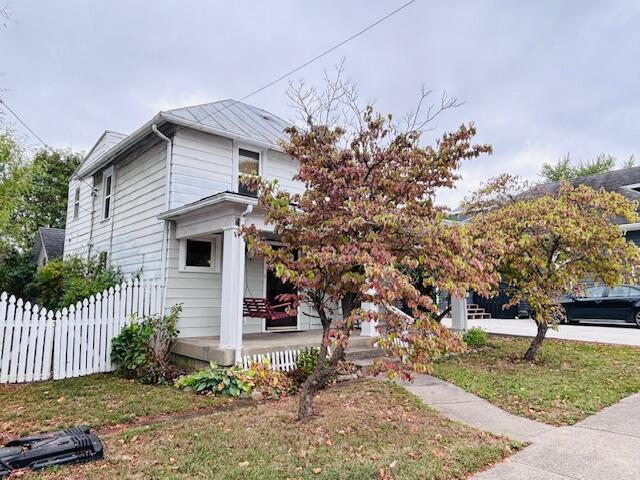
[64,100,349,365]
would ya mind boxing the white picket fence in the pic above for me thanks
[0,278,163,384]
[242,346,331,373]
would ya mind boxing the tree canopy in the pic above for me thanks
[539,153,635,182]
[463,174,640,361]
[0,129,81,251]
[242,75,497,419]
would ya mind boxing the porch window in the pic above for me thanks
[73,187,80,220]
[102,166,114,220]
[179,236,221,272]
[238,148,260,196]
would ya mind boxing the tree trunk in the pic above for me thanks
[523,321,548,362]
[297,294,356,421]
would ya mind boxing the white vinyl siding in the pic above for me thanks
[263,149,304,195]
[64,178,94,259]
[170,129,234,209]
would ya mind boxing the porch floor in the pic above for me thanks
[172,329,378,368]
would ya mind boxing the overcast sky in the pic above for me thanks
[1,0,639,207]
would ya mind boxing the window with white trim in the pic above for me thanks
[238,148,260,196]
[179,236,221,272]
[73,186,80,220]
[102,166,114,220]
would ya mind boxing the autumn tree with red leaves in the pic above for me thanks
[463,174,640,362]
[242,75,498,420]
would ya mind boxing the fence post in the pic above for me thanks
[24,304,39,382]
[41,310,55,381]
[106,287,115,372]
[0,293,7,376]
[0,295,15,383]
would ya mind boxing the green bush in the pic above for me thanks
[175,362,254,397]
[30,255,123,310]
[463,327,488,348]
[295,347,320,376]
[111,304,181,384]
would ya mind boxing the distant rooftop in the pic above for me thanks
[537,166,640,203]
[33,227,65,262]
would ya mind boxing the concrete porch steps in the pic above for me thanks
[467,303,492,320]
[344,345,387,362]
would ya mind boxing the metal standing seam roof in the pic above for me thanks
[163,99,294,147]
[75,100,294,177]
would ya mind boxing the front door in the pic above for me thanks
[266,267,297,330]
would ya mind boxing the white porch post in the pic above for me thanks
[219,226,246,364]
[360,300,380,337]
[450,295,468,331]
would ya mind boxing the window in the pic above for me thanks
[102,167,114,220]
[609,286,631,297]
[179,236,221,272]
[580,285,606,298]
[238,148,260,196]
[73,187,80,219]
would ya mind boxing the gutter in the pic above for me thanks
[160,112,282,152]
[157,192,258,221]
[620,223,640,232]
[77,113,164,178]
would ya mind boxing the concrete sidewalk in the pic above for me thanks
[442,317,640,346]
[397,375,553,443]
[399,374,640,479]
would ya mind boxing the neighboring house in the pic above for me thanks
[536,166,640,245]
[33,227,65,266]
[466,167,640,318]
[64,99,324,362]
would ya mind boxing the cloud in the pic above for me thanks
[1,0,638,209]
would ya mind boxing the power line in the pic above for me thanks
[196,0,417,125]
[0,98,96,216]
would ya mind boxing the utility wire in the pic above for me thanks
[195,0,417,125]
[0,98,96,216]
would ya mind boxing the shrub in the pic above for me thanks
[463,327,488,348]
[248,359,293,399]
[111,304,181,384]
[175,362,254,397]
[295,347,320,376]
[30,255,124,310]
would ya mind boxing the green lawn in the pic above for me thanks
[0,374,227,442]
[4,377,518,479]
[432,337,640,425]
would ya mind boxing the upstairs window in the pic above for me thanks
[238,148,260,196]
[102,167,114,220]
[73,187,80,219]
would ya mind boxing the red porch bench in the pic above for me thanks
[243,298,297,323]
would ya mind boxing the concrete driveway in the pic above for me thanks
[442,317,640,346]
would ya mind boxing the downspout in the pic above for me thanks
[152,124,173,314]
[235,204,254,363]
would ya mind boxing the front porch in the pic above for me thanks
[171,329,382,369]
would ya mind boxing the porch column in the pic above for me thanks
[450,295,468,331]
[360,301,380,337]
[219,226,246,364]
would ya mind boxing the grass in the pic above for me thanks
[0,374,227,442]
[7,379,518,479]
[432,337,640,425]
